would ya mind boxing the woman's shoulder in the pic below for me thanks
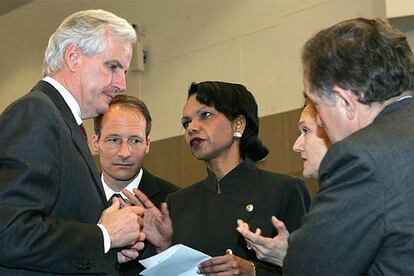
[256,169,306,190]
[168,178,207,199]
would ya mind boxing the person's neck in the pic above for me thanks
[50,71,83,116]
[103,172,135,193]
[357,92,409,130]
[207,153,243,182]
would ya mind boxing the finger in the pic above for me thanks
[120,248,139,259]
[272,216,289,239]
[133,188,157,209]
[130,205,145,216]
[139,232,146,242]
[199,255,229,268]
[122,189,144,207]
[159,202,170,218]
[117,196,130,208]
[130,241,146,251]
[117,251,131,263]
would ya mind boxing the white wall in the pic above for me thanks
[0,0,387,143]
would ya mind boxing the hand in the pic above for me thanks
[123,188,173,252]
[98,197,145,249]
[116,235,146,263]
[236,216,289,267]
[198,255,255,276]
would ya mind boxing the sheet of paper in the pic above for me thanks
[139,244,211,276]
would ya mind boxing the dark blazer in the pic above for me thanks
[284,97,414,275]
[0,81,118,275]
[167,159,311,275]
[118,169,179,275]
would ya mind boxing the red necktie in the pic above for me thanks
[79,123,88,141]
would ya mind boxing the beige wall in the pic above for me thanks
[0,0,389,146]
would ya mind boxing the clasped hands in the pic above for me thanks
[98,194,147,263]
[99,188,174,264]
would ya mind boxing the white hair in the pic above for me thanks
[42,9,136,76]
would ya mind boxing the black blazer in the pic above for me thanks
[167,159,310,275]
[119,168,179,275]
[284,98,414,275]
[0,81,118,275]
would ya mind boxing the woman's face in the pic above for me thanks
[181,94,241,162]
[293,104,331,178]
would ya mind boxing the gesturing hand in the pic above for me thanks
[123,188,173,252]
[236,216,289,267]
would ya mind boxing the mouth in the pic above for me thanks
[103,91,115,102]
[189,137,205,148]
[113,163,133,168]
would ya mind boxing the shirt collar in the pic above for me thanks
[206,158,258,193]
[42,76,82,125]
[101,168,144,201]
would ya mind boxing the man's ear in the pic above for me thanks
[65,44,81,72]
[332,85,358,120]
[92,134,99,153]
[145,136,151,155]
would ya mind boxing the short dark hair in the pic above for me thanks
[188,81,269,161]
[94,94,152,138]
[302,18,414,104]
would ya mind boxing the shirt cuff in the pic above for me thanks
[97,224,111,253]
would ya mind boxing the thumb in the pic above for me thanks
[107,197,121,212]
[272,216,289,239]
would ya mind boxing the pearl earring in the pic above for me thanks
[233,131,242,138]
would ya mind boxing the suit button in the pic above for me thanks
[245,204,254,212]
[226,249,233,255]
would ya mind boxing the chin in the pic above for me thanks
[303,167,317,179]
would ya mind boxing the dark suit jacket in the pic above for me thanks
[0,81,118,275]
[284,97,414,275]
[167,159,311,275]
[118,169,179,275]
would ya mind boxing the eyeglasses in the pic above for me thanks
[103,136,145,149]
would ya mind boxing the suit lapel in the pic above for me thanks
[37,81,106,203]
[137,169,161,198]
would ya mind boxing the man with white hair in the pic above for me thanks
[0,9,145,275]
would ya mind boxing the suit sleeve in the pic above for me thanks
[0,96,111,273]
[283,142,385,275]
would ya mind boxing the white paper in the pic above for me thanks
[139,244,211,276]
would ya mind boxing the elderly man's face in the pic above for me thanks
[77,35,133,119]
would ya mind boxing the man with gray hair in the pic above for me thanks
[0,9,145,274]
[284,18,414,275]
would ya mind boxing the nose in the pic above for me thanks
[112,71,127,92]
[293,134,304,153]
[117,140,131,159]
[186,121,199,136]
